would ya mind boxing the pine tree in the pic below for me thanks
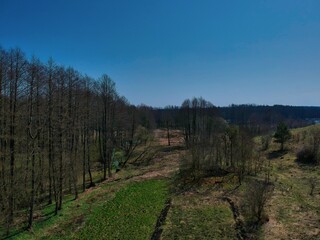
[274,122,291,151]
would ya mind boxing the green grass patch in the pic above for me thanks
[162,202,236,240]
[10,181,124,240]
[10,179,168,240]
[73,179,168,240]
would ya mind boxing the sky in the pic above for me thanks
[0,0,320,107]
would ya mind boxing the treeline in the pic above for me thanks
[219,104,320,126]
[153,104,320,136]
[0,47,152,234]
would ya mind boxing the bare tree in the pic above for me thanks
[0,46,146,236]
[26,57,42,229]
[0,47,8,214]
[242,180,274,224]
[8,48,26,226]
[99,75,117,179]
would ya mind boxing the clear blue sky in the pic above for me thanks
[1,0,320,107]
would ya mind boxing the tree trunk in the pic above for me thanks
[166,120,171,146]
[82,131,86,192]
[28,149,35,229]
[87,132,94,187]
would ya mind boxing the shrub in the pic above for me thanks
[260,135,271,151]
[242,180,274,225]
[296,147,319,165]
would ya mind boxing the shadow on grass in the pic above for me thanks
[161,145,186,153]
[2,195,80,240]
[268,150,288,159]
[2,227,26,240]
[173,167,232,195]
[1,212,56,240]
[295,159,319,169]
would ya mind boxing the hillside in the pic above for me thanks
[261,126,320,239]
[6,126,320,239]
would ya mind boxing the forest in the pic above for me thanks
[0,47,159,234]
[0,47,320,239]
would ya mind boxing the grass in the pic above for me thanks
[11,181,121,240]
[9,179,168,240]
[163,204,236,239]
[73,179,168,240]
[162,174,238,240]
[161,124,320,240]
[163,198,236,240]
[258,125,320,239]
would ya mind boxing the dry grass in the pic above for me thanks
[261,125,320,240]
[162,186,237,240]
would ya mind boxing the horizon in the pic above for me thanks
[149,103,320,109]
[1,0,320,107]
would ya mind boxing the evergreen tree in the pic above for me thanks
[274,122,291,151]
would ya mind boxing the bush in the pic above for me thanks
[260,135,271,151]
[242,180,274,225]
[296,147,319,165]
